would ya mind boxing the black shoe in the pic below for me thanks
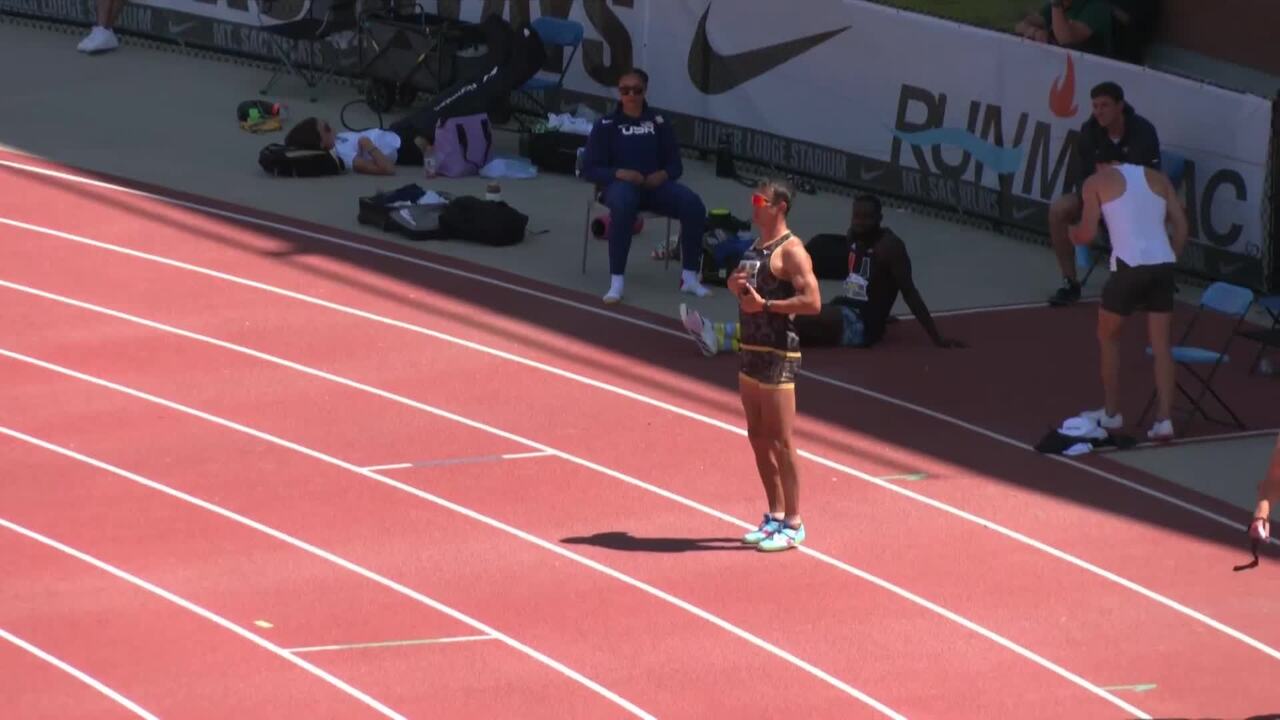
[1048,279,1081,306]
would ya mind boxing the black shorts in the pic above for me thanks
[1101,260,1176,315]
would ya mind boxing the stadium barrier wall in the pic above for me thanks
[4,0,1275,292]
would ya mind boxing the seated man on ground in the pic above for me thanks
[581,68,710,304]
[1015,0,1114,57]
[680,194,963,355]
[1048,81,1161,306]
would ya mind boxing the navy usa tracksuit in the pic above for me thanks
[581,103,706,275]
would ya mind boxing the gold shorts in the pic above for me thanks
[738,344,801,389]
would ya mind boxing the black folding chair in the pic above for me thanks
[258,0,360,102]
[1237,295,1280,374]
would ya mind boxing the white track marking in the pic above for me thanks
[361,450,553,471]
[0,426,652,720]
[0,518,406,719]
[286,636,494,653]
[0,214,1257,540]
[0,627,160,719]
[0,353,905,720]
[0,321,1145,717]
[0,228,1272,654]
[0,173,1255,536]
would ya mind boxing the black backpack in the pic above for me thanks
[258,143,344,177]
[439,196,528,246]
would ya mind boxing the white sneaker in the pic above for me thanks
[1147,419,1174,441]
[678,303,717,357]
[79,26,119,54]
[1080,408,1123,430]
[602,289,622,304]
[679,279,711,298]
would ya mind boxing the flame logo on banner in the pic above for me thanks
[1049,55,1078,118]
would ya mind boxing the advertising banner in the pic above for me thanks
[5,0,1275,290]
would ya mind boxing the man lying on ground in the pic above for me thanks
[284,118,414,176]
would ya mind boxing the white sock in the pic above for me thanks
[608,275,624,296]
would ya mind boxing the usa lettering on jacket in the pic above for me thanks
[620,121,657,136]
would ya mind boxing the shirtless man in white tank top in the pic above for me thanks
[1069,143,1189,441]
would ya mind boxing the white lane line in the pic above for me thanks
[0,627,160,719]
[0,161,1257,541]
[286,636,494,653]
[0,292,1144,719]
[0,352,904,720]
[362,450,553,472]
[0,239,1271,668]
[0,216,1259,542]
[0,517,407,720]
[0,426,653,720]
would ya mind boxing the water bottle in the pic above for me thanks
[423,154,438,179]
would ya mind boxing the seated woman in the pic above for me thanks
[581,67,710,304]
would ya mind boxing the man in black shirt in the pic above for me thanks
[680,195,963,354]
[1048,81,1162,305]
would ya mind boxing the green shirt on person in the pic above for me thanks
[1041,0,1113,56]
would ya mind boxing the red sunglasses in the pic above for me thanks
[751,193,773,208]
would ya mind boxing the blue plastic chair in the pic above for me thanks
[515,17,584,120]
[1161,150,1187,187]
[1140,281,1255,431]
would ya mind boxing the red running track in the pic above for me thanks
[1,152,1277,718]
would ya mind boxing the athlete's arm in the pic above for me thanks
[884,239,964,348]
[1157,171,1190,258]
[739,239,822,315]
[352,137,396,175]
[1069,173,1103,246]
[777,239,822,315]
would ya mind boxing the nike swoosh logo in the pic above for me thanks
[1012,206,1038,220]
[168,20,197,34]
[687,2,850,95]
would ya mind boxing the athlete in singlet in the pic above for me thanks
[1070,140,1189,440]
[727,178,822,552]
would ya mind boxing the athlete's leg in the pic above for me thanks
[740,374,782,517]
[757,385,800,526]
[1097,308,1127,418]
